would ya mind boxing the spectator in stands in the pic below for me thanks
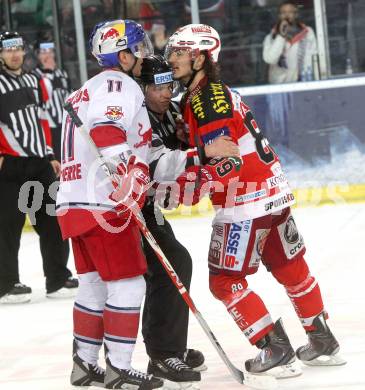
[263,0,317,83]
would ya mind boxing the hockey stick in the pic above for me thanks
[63,102,277,390]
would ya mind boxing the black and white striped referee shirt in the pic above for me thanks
[0,69,53,158]
[33,67,71,128]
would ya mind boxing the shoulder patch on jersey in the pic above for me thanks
[191,81,232,127]
[105,106,124,121]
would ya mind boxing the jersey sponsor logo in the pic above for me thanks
[266,173,287,189]
[256,230,270,257]
[201,126,229,145]
[105,106,124,121]
[289,238,304,256]
[226,223,242,256]
[61,163,82,182]
[134,123,152,149]
[235,189,267,204]
[209,83,231,115]
[284,216,299,244]
[264,193,295,211]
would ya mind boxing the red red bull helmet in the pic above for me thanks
[165,24,221,63]
[89,19,154,67]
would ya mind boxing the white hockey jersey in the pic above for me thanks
[56,70,152,238]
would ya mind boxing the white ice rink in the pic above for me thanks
[1,203,365,390]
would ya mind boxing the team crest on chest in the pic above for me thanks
[105,106,124,121]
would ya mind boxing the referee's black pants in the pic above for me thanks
[142,203,193,360]
[0,155,71,297]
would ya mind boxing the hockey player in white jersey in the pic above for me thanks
[56,20,163,389]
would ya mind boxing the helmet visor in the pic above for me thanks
[130,35,154,58]
[164,46,193,62]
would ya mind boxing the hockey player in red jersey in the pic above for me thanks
[165,24,346,378]
[56,20,163,389]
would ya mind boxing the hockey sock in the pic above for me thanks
[285,273,325,331]
[226,289,274,345]
[104,275,145,370]
[209,274,274,345]
[73,272,107,365]
[271,258,325,331]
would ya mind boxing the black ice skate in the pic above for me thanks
[296,312,347,366]
[70,341,105,387]
[105,357,163,389]
[148,357,201,389]
[245,318,302,379]
[47,277,79,299]
[182,349,207,372]
[0,283,32,304]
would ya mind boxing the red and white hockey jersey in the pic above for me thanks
[181,77,295,223]
[56,69,152,238]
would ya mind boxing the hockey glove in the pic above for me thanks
[109,155,150,215]
[176,156,242,206]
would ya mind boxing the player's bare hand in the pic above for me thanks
[205,136,240,158]
[0,156,4,171]
[50,159,61,177]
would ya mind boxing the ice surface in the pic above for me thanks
[1,203,365,389]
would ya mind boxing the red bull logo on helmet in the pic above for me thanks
[101,22,126,43]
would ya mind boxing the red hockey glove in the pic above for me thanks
[176,156,242,206]
[176,166,213,206]
[109,155,150,215]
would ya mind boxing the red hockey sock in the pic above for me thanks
[209,273,274,345]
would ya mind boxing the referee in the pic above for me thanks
[0,31,77,303]
[32,36,72,162]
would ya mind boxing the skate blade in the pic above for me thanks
[243,372,278,390]
[302,353,347,366]
[46,287,77,299]
[0,293,31,304]
[162,379,200,389]
[267,360,302,379]
[192,363,207,372]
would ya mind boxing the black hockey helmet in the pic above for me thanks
[0,31,24,51]
[139,54,173,85]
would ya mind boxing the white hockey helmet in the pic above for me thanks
[165,24,221,63]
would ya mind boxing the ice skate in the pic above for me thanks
[47,277,79,298]
[148,357,201,389]
[70,341,105,387]
[296,312,347,366]
[182,349,207,372]
[105,357,163,389]
[245,318,302,379]
[0,283,31,304]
